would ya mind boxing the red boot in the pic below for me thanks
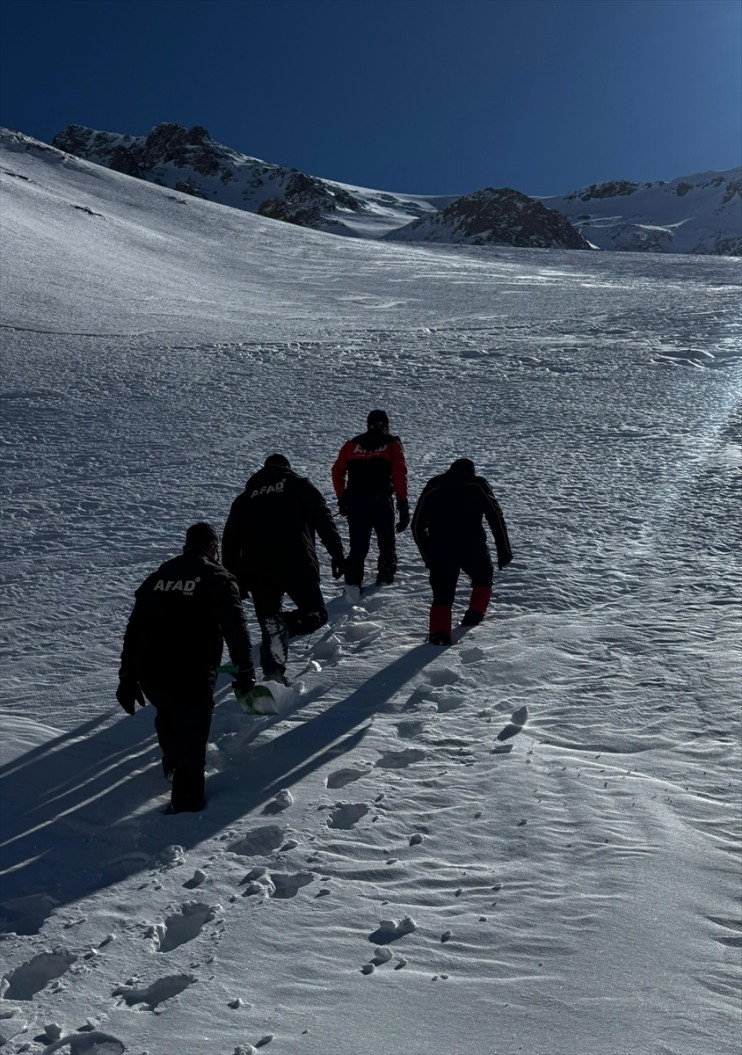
[461,586,491,627]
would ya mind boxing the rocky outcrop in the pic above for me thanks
[565,179,643,201]
[51,123,365,233]
[712,235,742,256]
[386,187,592,249]
[53,123,233,182]
[722,175,742,204]
[258,171,361,229]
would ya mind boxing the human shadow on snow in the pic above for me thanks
[0,642,439,933]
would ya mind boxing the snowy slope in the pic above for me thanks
[543,168,742,255]
[1,130,741,1055]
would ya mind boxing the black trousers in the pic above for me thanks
[345,494,396,586]
[250,568,328,676]
[428,546,493,607]
[140,676,215,813]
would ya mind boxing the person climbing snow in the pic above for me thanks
[331,409,409,591]
[116,521,256,813]
[222,454,345,685]
[412,458,512,645]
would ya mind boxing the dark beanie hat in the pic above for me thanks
[264,453,291,469]
[367,409,389,429]
[184,521,220,551]
[450,458,476,476]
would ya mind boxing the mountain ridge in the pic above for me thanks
[542,169,742,255]
[40,122,742,256]
[50,122,453,240]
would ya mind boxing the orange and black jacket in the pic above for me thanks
[332,430,408,502]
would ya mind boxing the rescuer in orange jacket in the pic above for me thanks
[331,409,409,590]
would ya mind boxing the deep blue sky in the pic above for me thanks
[1,0,740,195]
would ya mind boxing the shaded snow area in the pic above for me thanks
[1,132,741,1055]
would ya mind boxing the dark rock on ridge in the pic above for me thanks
[387,186,592,249]
[52,122,363,231]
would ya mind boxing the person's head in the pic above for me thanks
[264,453,291,470]
[184,521,220,558]
[449,458,476,478]
[367,409,389,433]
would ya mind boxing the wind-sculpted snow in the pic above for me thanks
[0,131,740,1055]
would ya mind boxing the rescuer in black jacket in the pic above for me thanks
[412,459,512,645]
[222,454,345,683]
[117,522,256,813]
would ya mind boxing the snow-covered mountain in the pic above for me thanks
[542,170,742,255]
[51,122,742,255]
[385,186,592,249]
[50,122,454,239]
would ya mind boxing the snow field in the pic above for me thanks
[0,133,740,1054]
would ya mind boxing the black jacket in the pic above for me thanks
[119,548,253,686]
[412,464,513,569]
[222,464,343,594]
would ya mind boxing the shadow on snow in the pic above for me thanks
[0,642,439,934]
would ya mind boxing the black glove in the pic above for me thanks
[395,499,410,533]
[331,554,345,580]
[232,667,256,704]
[116,674,146,716]
[337,494,349,517]
[498,554,513,570]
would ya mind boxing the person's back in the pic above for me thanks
[227,463,312,567]
[331,410,409,588]
[125,549,246,687]
[413,466,492,556]
[117,521,255,813]
[335,428,405,498]
[223,455,341,593]
[412,459,512,644]
[222,454,344,682]
[332,413,407,502]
